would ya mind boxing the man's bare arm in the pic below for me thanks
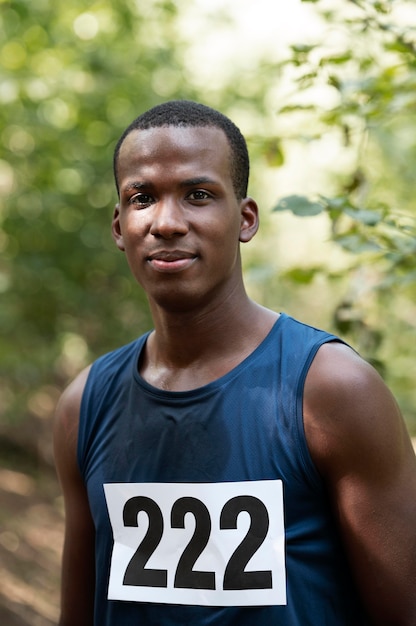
[304,342,416,625]
[53,366,95,626]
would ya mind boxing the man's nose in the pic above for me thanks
[149,198,189,238]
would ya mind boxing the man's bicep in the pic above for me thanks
[334,433,416,624]
[54,365,91,469]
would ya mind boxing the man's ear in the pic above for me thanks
[111,204,125,251]
[239,197,259,243]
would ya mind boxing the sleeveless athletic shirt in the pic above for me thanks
[78,313,368,625]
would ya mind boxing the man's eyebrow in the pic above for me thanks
[122,181,152,194]
[179,177,218,188]
[121,177,219,194]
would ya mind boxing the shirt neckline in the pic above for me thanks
[131,313,287,399]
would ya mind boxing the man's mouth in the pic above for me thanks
[147,250,197,273]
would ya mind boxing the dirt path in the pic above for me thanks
[0,458,63,626]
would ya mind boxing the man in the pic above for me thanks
[54,100,416,626]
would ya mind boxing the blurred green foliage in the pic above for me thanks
[0,0,196,432]
[1,0,415,446]
[274,0,416,429]
[0,0,275,444]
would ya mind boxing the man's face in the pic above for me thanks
[112,125,258,313]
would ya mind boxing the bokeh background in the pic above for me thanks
[1,0,415,623]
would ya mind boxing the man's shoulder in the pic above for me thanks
[306,340,372,394]
[303,340,405,476]
[53,364,93,459]
[276,314,344,364]
[304,340,380,421]
[54,333,148,426]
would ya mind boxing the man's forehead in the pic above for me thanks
[121,124,229,152]
[117,125,233,189]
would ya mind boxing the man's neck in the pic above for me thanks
[140,296,279,391]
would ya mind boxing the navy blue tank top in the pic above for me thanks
[78,313,368,625]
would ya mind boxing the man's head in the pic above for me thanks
[113,100,250,200]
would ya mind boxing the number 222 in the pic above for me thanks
[123,494,273,591]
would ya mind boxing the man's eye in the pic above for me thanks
[131,193,153,205]
[188,190,210,201]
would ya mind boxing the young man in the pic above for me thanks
[54,101,416,626]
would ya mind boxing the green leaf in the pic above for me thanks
[319,195,350,210]
[263,139,285,167]
[320,53,352,66]
[334,234,382,253]
[272,195,324,217]
[290,44,316,54]
[283,266,321,284]
[277,104,317,114]
[344,208,383,225]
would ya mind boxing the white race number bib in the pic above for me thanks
[104,480,286,606]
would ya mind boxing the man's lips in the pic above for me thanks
[146,250,197,273]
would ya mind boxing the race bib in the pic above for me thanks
[104,480,286,606]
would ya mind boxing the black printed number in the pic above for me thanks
[220,496,272,590]
[171,497,215,590]
[122,494,273,591]
[122,496,168,587]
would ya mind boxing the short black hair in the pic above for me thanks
[113,100,249,199]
